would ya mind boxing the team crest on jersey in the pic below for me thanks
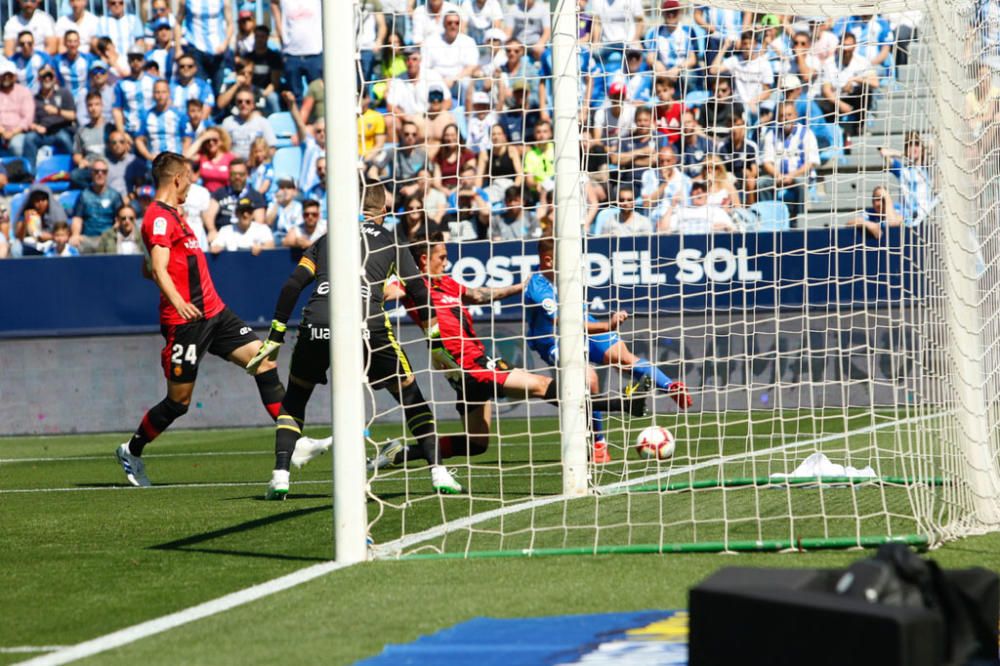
[541,298,557,314]
[173,365,182,377]
[153,217,168,235]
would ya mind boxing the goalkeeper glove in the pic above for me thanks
[246,320,286,374]
[667,381,693,410]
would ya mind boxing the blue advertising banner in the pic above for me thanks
[0,228,918,338]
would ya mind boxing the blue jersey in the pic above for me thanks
[95,13,144,55]
[114,74,158,133]
[55,52,93,97]
[524,272,620,365]
[139,107,191,155]
[170,77,214,111]
[183,0,229,55]
[12,51,52,94]
[147,47,176,81]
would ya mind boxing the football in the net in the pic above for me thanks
[635,426,676,460]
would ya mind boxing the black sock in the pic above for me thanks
[439,434,489,458]
[396,381,439,466]
[128,397,188,456]
[543,378,558,403]
[254,368,286,421]
[273,381,312,471]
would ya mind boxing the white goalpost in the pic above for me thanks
[328,0,1000,561]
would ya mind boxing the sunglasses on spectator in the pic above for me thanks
[794,39,809,45]
[117,214,135,221]
[108,1,123,5]
[179,62,196,69]
[303,211,320,218]
[445,19,460,25]
[109,139,127,144]
[92,168,108,174]
[40,71,54,79]
[19,40,33,47]
[237,98,254,105]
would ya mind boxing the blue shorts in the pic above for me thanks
[534,332,621,367]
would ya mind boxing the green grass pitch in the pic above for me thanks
[3,416,1000,665]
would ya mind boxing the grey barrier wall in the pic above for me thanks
[0,310,924,436]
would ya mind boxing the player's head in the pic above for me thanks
[409,231,447,277]
[537,236,555,271]
[152,152,193,204]
[362,182,388,222]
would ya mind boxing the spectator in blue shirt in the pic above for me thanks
[113,51,155,134]
[170,53,215,116]
[94,0,144,56]
[70,157,123,253]
[645,0,695,82]
[146,20,180,82]
[55,29,92,98]
[180,0,232,95]
[11,30,52,94]
[136,79,192,161]
[76,61,114,126]
[678,110,711,178]
[847,185,904,239]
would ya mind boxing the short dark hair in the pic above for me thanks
[228,157,248,171]
[17,30,33,42]
[302,199,320,212]
[86,91,102,103]
[151,152,189,187]
[51,220,70,234]
[63,29,78,39]
[537,236,554,257]
[408,230,446,266]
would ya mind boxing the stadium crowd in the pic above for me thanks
[0,0,994,259]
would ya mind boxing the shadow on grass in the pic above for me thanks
[150,505,330,562]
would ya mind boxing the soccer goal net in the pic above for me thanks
[338,0,1000,560]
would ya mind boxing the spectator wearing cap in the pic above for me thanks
[386,48,450,141]
[663,179,737,234]
[759,101,820,224]
[211,201,274,254]
[206,157,266,230]
[466,91,496,154]
[94,0,144,56]
[234,5,256,56]
[55,30,92,99]
[178,0,233,95]
[693,6,747,71]
[460,0,504,45]
[496,38,547,119]
[171,53,215,116]
[496,77,541,145]
[185,97,215,137]
[591,81,635,156]
[11,30,52,94]
[69,156,122,252]
[477,27,509,75]
[506,0,551,61]
[282,198,325,249]
[245,24,283,115]
[184,126,234,192]
[710,30,774,121]
[103,129,145,199]
[3,0,57,57]
[97,203,141,254]
[270,0,323,102]
[76,60,114,126]
[819,31,879,138]
[423,11,478,100]
[221,85,276,160]
[147,20,181,82]
[266,178,303,244]
[136,79,192,161]
[358,1,387,84]
[592,184,652,236]
[645,1,694,84]
[22,63,75,166]
[72,91,111,174]
[411,0,462,46]
[112,50,156,135]
[56,0,99,54]
[716,114,758,205]
[144,0,180,49]
[0,59,34,157]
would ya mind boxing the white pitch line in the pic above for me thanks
[14,560,350,666]
[0,647,66,654]
[0,451,270,464]
[0,480,333,495]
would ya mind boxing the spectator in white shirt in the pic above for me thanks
[710,30,774,120]
[819,31,879,138]
[211,202,275,255]
[3,0,56,57]
[642,144,692,227]
[422,11,478,97]
[269,0,323,101]
[505,0,551,61]
[591,0,645,62]
[460,0,504,45]
[283,198,326,248]
[664,180,737,234]
[759,101,820,224]
[411,0,462,45]
[591,184,653,236]
[266,178,304,244]
[55,0,99,53]
[386,48,450,140]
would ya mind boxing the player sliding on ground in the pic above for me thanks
[364,231,649,469]
[246,185,462,499]
[114,152,286,487]
[525,237,693,458]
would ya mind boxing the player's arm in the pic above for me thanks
[461,280,526,305]
[585,310,628,333]
[396,246,436,332]
[245,258,316,374]
[149,245,202,321]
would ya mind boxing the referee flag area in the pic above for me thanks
[5,425,1000,665]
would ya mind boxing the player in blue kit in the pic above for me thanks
[525,238,693,455]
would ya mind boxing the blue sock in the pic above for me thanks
[593,410,606,443]
[631,359,672,391]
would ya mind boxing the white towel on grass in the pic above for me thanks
[769,452,877,481]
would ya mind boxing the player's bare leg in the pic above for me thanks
[116,380,195,487]
[227,340,286,420]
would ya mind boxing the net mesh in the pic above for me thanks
[352,0,1000,558]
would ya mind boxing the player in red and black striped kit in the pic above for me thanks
[114,152,285,487]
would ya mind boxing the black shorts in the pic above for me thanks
[449,355,512,414]
[290,320,412,390]
[160,307,258,382]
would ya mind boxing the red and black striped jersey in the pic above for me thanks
[142,200,225,325]
[404,275,488,370]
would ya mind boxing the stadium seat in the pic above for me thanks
[747,201,792,232]
[683,90,711,108]
[8,191,27,223]
[272,146,303,181]
[33,155,73,194]
[59,189,81,213]
[1,157,32,196]
[267,112,297,148]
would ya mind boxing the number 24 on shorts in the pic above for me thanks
[171,344,198,365]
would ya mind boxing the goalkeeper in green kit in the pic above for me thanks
[246,184,461,499]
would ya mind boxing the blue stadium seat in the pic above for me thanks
[33,155,73,193]
[748,201,791,232]
[683,90,711,108]
[59,189,82,213]
[272,146,303,181]
[8,191,27,223]
[267,112,297,149]
[2,157,32,195]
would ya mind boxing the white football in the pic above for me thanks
[635,426,676,460]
